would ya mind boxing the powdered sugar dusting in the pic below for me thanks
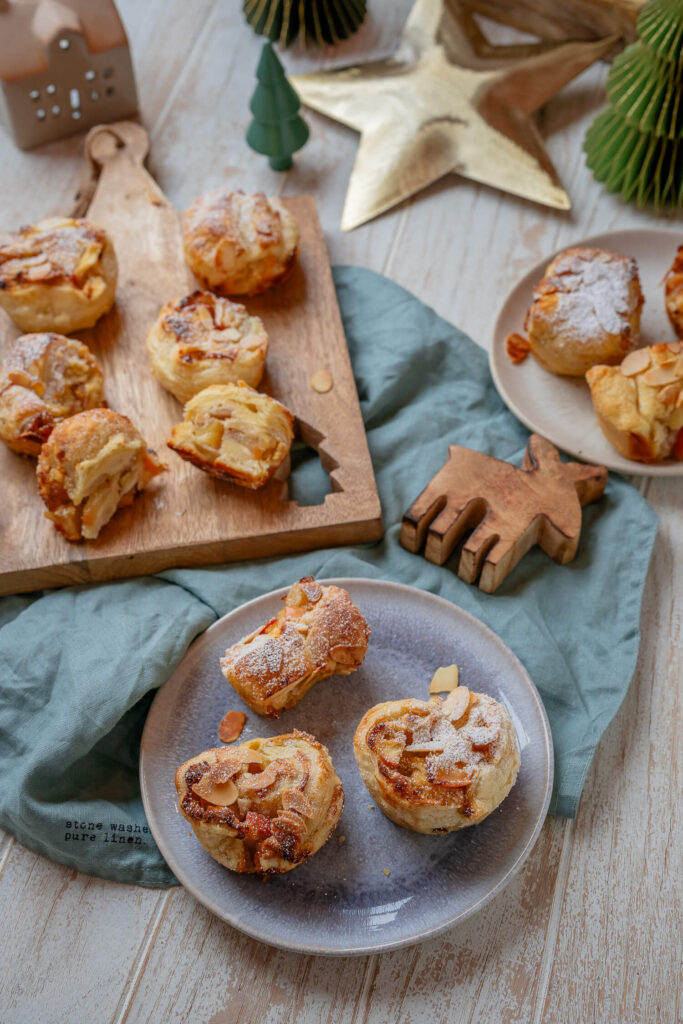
[543,249,636,338]
[409,695,506,775]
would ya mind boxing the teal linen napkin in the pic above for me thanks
[0,267,658,887]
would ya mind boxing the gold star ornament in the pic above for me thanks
[290,0,616,229]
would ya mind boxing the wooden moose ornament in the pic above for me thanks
[400,434,607,594]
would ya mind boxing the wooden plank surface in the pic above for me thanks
[0,2,679,1022]
[0,133,381,595]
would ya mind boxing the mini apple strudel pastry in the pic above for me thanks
[522,246,643,376]
[36,407,164,540]
[0,332,105,455]
[0,217,117,334]
[167,381,294,488]
[175,730,344,874]
[586,341,683,462]
[182,189,299,297]
[145,291,268,403]
[354,686,520,833]
[220,576,370,717]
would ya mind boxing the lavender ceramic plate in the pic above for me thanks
[140,579,553,955]
[490,228,683,476]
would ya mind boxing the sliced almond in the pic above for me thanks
[670,406,683,431]
[238,760,280,793]
[505,332,530,364]
[659,384,681,407]
[442,686,471,722]
[429,665,459,694]
[675,356,683,377]
[375,736,407,767]
[192,776,238,806]
[404,740,445,755]
[620,348,651,376]
[218,710,247,744]
[642,365,681,387]
[311,369,333,393]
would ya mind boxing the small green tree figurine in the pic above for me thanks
[246,42,309,171]
[584,0,683,209]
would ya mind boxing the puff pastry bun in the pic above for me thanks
[0,332,105,455]
[167,381,294,488]
[175,730,344,874]
[182,189,299,296]
[354,687,520,833]
[36,407,164,540]
[665,246,683,338]
[586,341,683,463]
[221,576,370,718]
[146,290,268,403]
[0,217,117,334]
[524,247,644,376]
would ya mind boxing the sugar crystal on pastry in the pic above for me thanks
[221,576,370,717]
[175,730,344,874]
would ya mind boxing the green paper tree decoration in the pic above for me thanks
[246,42,309,171]
[243,0,367,49]
[584,0,683,209]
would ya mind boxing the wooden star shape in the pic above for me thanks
[290,0,615,230]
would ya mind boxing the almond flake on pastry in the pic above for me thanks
[175,730,344,874]
[0,332,105,455]
[220,576,370,717]
[167,381,294,488]
[0,217,117,334]
[523,246,644,376]
[146,291,268,403]
[586,341,683,463]
[182,189,299,297]
[354,690,520,833]
[36,407,164,540]
[664,246,683,339]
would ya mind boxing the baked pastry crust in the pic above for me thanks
[524,247,644,376]
[0,332,105,455]
[664,246,683,338]
[175,730,344,875]
[182,189,299,296]
[167,381,294,488]
[0,217,117,334]
[586,341,683,463]
[354,688,520,833]
[36,407,164,540]
[221,576,370,718]
[146,290,268,403]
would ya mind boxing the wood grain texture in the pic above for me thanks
[0,3,678,1022]
[401,434,606,592]
[0,123,381,595]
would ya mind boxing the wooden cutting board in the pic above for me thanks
[0,122,382,596]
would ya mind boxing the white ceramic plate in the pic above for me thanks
[140,578,553,956]
[490,228,683,476]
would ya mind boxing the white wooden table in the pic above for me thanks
[0,3,679,1021]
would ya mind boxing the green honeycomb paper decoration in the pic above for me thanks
[243,0,367,48]
[584,0,683,209]
[246,42,309,170]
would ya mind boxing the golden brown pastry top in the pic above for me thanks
[665,245,683,339]
[0,332,105,455]
[157,291,267,360]
[221,576,371,712]
[182,189,299,296]
[175,730,344,874]
[0,217,111,292]
[586,341,683,463]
